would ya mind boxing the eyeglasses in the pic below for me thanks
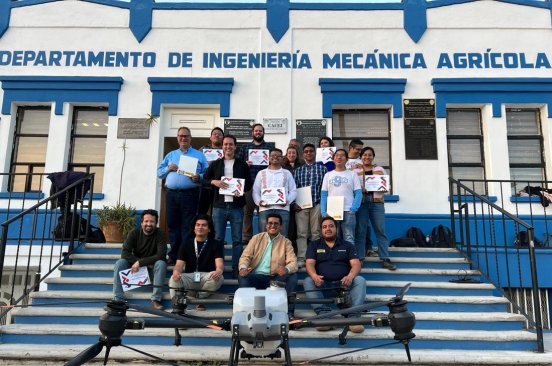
[178,135,191,138]
[267,222,280,226]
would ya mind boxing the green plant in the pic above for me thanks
[145,113,159,126]
[96,202,136,239]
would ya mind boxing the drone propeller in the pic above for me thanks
[127,303,224,331]
[394,282,411,302]
[64,341,104,366]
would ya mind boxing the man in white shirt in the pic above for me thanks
[252,148,297,237]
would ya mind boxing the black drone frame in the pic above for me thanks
[60,283,415,366]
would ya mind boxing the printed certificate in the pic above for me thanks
[316,147,336,163]
[295,186,313,209]
[364,175,390,192]
[261,187,286,205]
[248,149,269,166]
[118,266,150,292]
[327,196,344,220]
[203,149,223,162]
[219,176,245,196]
[177,155,198,177]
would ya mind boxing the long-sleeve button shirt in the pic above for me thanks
[252,167,297,212]
[157,147,209,190]
[293,162,327,205]
[236,140,275,183]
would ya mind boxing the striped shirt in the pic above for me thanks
[293,162,327,205]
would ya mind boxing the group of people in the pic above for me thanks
[111,123,396,334]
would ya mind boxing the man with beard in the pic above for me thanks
[236,123,275,244]
[303,216,365,333]
[112,209,168,310]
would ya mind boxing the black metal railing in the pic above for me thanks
[0,172,95,325]
[449,178,544,352]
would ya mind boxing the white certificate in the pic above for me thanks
[248,149,269,166]
[261,187,286,205]
[219,176,245,196]
[203,149,223,162]
[364,175,390,192]
[316,147,336,164]
[177,155,198,177]
[345,158,362,170]
[327,196,344,221]
[118,266,151,292]
[295,186,313,209]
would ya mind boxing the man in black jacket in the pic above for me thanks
[204,135,252,276]
[112,209,168,310]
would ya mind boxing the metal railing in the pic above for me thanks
[449,178,544,352]
[0,172,95,325]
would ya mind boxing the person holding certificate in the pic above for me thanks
[236,123,275,245]
[198,127,225,215]
[318,136,336,171]
[320,149,362,246]
[157,127,209,264]
[293,143,327,268]
[112,210,168,310]
[355,147,396,270]
[169,214,224,311]
[252,148,297,237]
[204,135,252,277]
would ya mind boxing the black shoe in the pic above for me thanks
[382,259,397,271]
[151,300,165,310]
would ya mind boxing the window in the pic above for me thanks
[446,109,486,194]
[68,107,108,192]
[9,107,51,192]
[506,108,546,187]
[332,109,392,183]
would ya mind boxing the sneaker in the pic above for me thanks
[366,250,379,257]
[382,259,397,271]
[349,324,364,333]
[195,304,206,311]
[151,300,164,310]
[315,326,335,331]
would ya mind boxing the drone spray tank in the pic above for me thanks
[231,285,289,358]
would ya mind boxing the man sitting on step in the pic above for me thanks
[303,216,365,333]
[111,209,168,310]
[169,214,225,311]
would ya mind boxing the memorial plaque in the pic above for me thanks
[404,119,438,160]
[224,119,254,141]
[295,119,327,147]
[404,99,435,119]
[263,118,288,134]
[117,118,150,139]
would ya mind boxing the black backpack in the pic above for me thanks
[54,213,106,243]
[515,231,542,248]
[430,225,453,248]
[390,237,417,247]
[406,227,427,247]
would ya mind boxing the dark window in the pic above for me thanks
[68,107,108,192]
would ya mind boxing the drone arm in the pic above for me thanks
[127,318,224,330]
[290,315,389,330]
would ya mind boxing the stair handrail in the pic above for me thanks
[0,173,95,324]
[449,177,544,353]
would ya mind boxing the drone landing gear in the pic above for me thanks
[229,324,242,366]
[228,324,293,366]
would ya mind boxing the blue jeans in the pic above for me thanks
[337,211,356,245]
[355,201,389,260]
[166,189,198,262]
[258,209,290,237]
[302,276,366,317]
[238,272,298,314]
[113,258,167,302]
[212,204,243,271]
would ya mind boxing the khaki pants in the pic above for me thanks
[169,271,224,299]
[295,204,321,260]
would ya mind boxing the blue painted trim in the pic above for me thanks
[0,2,10,38]
[403,0,427,43]
[385,195,400,202]
[0,76,124,116]
[431,78,552,118]
[510,195,543,203]
[267,0,290,43]
[147,77,234,117]
[129,0,153,42]
[10,0,63,7]
[84,193,106,200]
[449,195,498,203]
[0,192,45,199]
[319,78,407,118]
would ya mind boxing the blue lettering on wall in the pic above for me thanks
[437,51,551,69]
[322,52,427,69]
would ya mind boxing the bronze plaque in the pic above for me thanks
[117,118,150,139]
[404,99,435,119]
[296,119,327,147]
[404,118,437,160]
[224,119,254,141]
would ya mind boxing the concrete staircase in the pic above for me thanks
[1,243,551,364]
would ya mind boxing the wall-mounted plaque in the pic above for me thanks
[404,99,435,119]
[263,118,288,134]
[224,119,254,141]
[295,119,327,147]
[404,118,438,160]
[117,118,150,139]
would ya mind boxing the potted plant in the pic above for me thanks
[96,202,136,243]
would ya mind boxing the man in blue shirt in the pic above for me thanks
[303,216,365,333]
[157,126,208,264]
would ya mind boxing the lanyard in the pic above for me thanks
[194,239,207,272]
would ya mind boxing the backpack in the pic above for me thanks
[430,225,453,248]
[406,227,427,247]
[390,237,417,247]
[515,231,542,248]
[54,212,86,241]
